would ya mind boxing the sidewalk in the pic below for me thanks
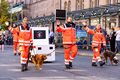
[55,48,93,56]
[5,45,120,56]
[56,47,120,56]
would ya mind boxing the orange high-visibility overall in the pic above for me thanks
[10,27,19,54]
[86,28,106,62]
[56,23,78,65]
[9,25,32,64]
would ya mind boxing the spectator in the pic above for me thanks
[106,34,110,48]
[49,29,54,44]
[116,27,120,53]
[110,28,116,52]
[0,30,4,52]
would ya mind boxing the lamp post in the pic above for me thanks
[60,0,62,9]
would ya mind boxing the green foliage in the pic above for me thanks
[0,0,10,30]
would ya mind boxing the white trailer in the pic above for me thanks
[30,27,55,62]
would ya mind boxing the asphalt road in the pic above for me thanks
[0,46,120,80]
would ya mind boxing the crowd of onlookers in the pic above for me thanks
[0,30,13,52]
[105,27,120,53]
[0,27,120,53]
[2,30,13,45]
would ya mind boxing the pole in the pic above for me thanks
[60,0,61,9]
[105,16,107,30]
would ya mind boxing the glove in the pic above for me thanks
[12,24,17,28]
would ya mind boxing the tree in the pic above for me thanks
[0,0,10,30]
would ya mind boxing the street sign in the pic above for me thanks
[76,30,87,38]
[55,9,66,20]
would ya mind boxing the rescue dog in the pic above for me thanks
[102,50,119,65]
[31,54,47,70]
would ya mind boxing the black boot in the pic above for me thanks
[99,61,105,67]
[14,53,17,56]
[24,64,28,71]
[18,52,21,56]
[21,64,28,72]
[69,62,72,68]
[21,64,25,72]
[65,64,70,69]
[92,62,97,67]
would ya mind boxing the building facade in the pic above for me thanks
[61,0,120,33]
[29,0,60,18]
[7,0,120,33]
[6,0,120,47]
[61,0,120,11]
[8,0,61,19]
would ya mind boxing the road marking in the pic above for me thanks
[0,77,16,80]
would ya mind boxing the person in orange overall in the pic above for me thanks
[84,24,106,67]
[8,17,32,72]
[10,24,20,56]
[56,17,78,69]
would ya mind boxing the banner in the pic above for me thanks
[10,5,23,14]
[76,30,87,38]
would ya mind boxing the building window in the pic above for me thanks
[76,0,80,10]
[113,0,117,4]
[95,0,99,7]
[81,0,84,9]
[117,0,120,3]
[80,0,82,9]
[68,0,71,11]
[64,1,67,10]
[76,0,84,10]
[90,0,94,8]
[30,0,33,4]
[78,0,84,10]
[89,0,91,8]
[106,0,111,4]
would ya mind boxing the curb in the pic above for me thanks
[56,51,93,57]
[56,50,120,57]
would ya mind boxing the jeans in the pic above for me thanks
[116,41,120,52]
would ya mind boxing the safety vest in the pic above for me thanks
[87,28,106,47]
[56,23,76,44]
[9,25,32,46]
[18,25,32,46]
